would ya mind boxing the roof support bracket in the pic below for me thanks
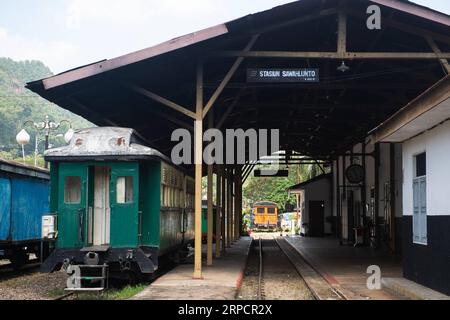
[337,6,347,58]
[128,84,197,120]
[202,34,260,119]
[425,35,450,74]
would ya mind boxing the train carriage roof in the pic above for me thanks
[253,201,278,207]
[44,127,171,162]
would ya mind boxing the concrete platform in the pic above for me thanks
[382,277,450,300]
[132,237,252,300]
[285,236,406,300]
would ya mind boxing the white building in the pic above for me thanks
[288,174,333,237]
[372,76,450,295]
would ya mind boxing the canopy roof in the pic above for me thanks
[27,0,450,163]
[372,75,450,142]
[288,173,333,191]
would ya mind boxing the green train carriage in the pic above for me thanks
[41,127,195,278]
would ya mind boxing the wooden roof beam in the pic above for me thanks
[127,84,197,120]
[425,36,450,74]
[213,51,450,59]
[202,35,259,119]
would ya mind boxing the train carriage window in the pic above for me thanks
[257,208,265,214]
[64,176,81,204]
[268,208,276,215]
[116,177,133,204]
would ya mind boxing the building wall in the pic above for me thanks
[331,139,403,251]
[300,177,333,235]
[402,120,450,295]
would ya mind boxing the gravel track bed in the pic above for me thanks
[238,238,315,301]
[0,260,67,300]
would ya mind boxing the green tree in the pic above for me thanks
[0,57,92,168]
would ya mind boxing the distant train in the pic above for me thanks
[201,200,216,243]
[252,201,278,231]
[41,127,195,283]
[0,159,50,270]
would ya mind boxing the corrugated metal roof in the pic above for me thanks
[27,0,450,91]
[287,173,332,190]
[24,0,450,160]
[0,158,49,180]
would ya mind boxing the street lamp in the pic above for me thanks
[16,115,73,168]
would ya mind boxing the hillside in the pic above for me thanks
[0,58,92,165]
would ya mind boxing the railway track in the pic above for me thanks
[274,236,347,300]
[257,238,265,300]
[249,235,348,300]
[0,259,40,279]
[53,292,75,300]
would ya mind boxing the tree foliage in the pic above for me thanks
[0,57,92,167]
[243,164,330,211]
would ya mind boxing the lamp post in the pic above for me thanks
[16,115,74,169]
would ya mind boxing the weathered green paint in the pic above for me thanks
[52,159,195,257]
[202,206,217,234]
[140,161,161,248]
[50,163,59,214]
[110,162,139,248]
[57,163,88,249]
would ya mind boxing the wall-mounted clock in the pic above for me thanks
[346,164,365,184]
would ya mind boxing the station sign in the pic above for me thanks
[247,68,319,83]
[254,169,289,178]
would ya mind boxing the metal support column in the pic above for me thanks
[374,143,381,248]
[216,166,222,258]
[389,143,397,253]
[207,163,213,266]
[206,112,214,266]
[222,166,227,253]
[227,168,232,247]
[235,166,242,239]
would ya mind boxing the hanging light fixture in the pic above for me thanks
[64,128,75,144]
[337,61,350,72]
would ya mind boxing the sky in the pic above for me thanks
[0,0,449,74]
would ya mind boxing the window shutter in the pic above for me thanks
[413,180,420,243]
[419,177,427,244]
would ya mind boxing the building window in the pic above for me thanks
[116,176,133,204]
[413,153,427,245]
[64,176,81,204]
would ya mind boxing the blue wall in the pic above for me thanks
[0,177,49,242]
[0,178,11,240]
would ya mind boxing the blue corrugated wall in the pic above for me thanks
[0,178,12,241]
[8,178,49,242]
[11,179,49,242]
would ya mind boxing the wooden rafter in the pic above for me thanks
[347,10,450,46]
[128,85,197,120]
[214,51,450,59]
[337,8,347,57]
[425,36,450,74]
[202,35,259,119]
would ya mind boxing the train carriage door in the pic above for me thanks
[91,166,111,246]
[110,163,139,248]
[58,164,88,248]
